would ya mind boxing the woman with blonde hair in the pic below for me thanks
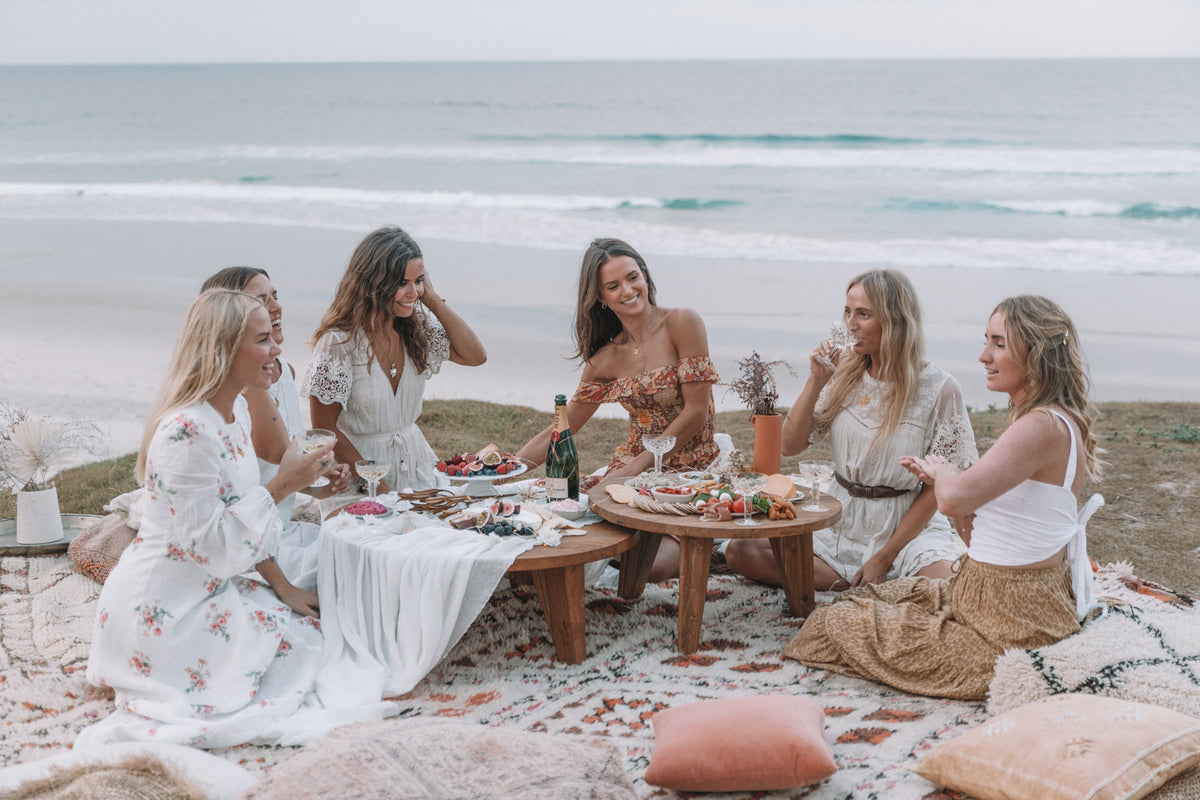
[517,238,719,580]
[303,226,486,494]
[727,269,977,590]
[81,289,391,747]
[787,295,1104,700]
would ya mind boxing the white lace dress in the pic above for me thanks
[260,357,320,591]
[301,325,450,492]
[809,363,978,583]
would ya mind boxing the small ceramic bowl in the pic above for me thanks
[652,485,697,504]
[547,499,587,520]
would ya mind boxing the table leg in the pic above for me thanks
[677,537,713,654]
[530,563,587,664]
[617,531,661,600]
[770,533,816,618]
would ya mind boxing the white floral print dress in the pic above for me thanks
[79,399,390,749]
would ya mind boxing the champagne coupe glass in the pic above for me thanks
[355,460,389,500]
[299,428,337,488]
[798,460,835,512]
[733,472,767,527]
[642,434,676,475]
[816,322,859,371]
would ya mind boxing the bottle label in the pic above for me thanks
[545,477,569,501]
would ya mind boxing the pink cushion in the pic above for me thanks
[644,694,836,792]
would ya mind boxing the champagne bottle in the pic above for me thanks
[544,394,579,501]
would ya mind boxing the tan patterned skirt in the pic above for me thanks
[784,557,1080,700]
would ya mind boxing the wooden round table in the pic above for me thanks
[591,478,842,654]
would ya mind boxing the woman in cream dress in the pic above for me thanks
[727,270,977,590]
[303,226,486,494]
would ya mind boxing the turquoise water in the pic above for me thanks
[2,59,1199,276]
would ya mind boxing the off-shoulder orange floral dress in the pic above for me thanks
[572,355,719,474]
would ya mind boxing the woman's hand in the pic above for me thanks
[850,552,891,587]
[269,437,334,501]
[900,453,957,486]
[307,462,351,499]
[276,583,320,619]
[809,339,839,379]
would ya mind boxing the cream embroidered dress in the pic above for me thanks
[80,400,390,749]
[302,324,450,492]
[809,363,978,583]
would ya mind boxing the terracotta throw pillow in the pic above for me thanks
[911,694,1200,800]
[240,717,637,800]
[643,694,837,792]
[67,512,137,584]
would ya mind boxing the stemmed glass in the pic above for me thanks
[816,322,859,371]
[355,459,389,500]
[299,428,337,488]
[732,472,767,527]
[797,460,835,512]
[643,434,676,475]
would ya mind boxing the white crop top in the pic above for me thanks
[967,409,1105,621]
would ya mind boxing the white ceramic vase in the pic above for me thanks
[16,486,65,545]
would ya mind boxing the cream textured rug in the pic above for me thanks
[1,556,1195,800]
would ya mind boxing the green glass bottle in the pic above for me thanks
[544,394,579,501]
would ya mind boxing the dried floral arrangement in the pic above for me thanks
[723,351,795,418]
[0,403,106,493]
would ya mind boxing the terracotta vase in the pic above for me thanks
[16,486,65,545]
[750,413,783,476]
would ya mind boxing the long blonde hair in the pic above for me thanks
[136,289,262,480]
[312,226,432,373]
[994,295,1102,480]
[814,270,925,450]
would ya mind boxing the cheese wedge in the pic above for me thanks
[764,473,797,499]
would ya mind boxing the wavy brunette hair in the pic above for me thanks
[994,295,1101,480]
[136,289,262,480]
[312,226,432,373]
[814,269,925,453]
[572,238,658,361]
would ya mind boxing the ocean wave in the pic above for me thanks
[4,142,1200,177]
[2,180,1197,278]
[0,181,736,214]
[893,198,1200,220]
[507,133,935,146]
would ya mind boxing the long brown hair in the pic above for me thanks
[814,270,925,450]
[137,289,261,480]
[312,226,432,373]
[200,266,268,293]
[994,295,1101,480]
[572,238,658,361]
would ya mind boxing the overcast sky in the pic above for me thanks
[2,0,1198,64]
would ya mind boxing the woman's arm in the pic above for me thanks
[901,410,1070,518]
[517,398,601,467]
[308,397,385,493]
[245,385,290,464]
[850,485,939,586]
[421,272,486,367]
[781,339,840,455]
[255,557,319,618]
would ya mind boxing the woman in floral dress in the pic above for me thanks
[727,270,977,591]
[79,290,392,749]
[518,238,719,580]
[303,226,487,494]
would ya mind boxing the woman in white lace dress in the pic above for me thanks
[727,270,978,591]
[201,267,350,590]
[302,227,487,493]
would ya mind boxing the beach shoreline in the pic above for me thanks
[2,217,1198,458]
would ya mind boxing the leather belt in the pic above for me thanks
[834,471,911,499]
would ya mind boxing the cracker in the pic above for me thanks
[605,483,637,504]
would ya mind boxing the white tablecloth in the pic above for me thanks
[315,516,534,706]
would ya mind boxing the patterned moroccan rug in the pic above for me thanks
[1,555,1194,800]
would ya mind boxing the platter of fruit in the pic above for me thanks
[436,444,530,496]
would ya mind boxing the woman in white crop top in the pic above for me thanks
[785,295,1104,700]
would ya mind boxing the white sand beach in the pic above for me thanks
[2,217,1198,459]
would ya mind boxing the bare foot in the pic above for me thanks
[85,683,115,702]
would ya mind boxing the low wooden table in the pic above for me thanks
[591,478,842,654]
[506,520,640,664]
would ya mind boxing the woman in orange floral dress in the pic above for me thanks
[518,238,719,580]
